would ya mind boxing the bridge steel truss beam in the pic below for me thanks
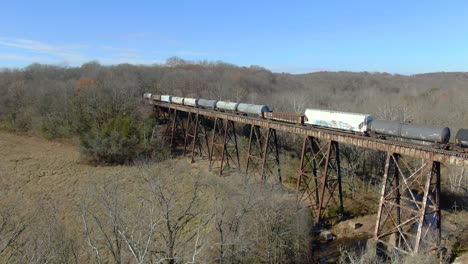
[150,104,164,143]
[374,152,441,255]
[245,125,281,184]
[163,107,186,147]
[208,117,241,176]
[296,136,344,225]
[151,105,181,145]
[183,111,210,163]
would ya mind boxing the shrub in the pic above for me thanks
[80,113,142,164]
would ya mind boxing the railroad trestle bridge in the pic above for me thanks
[149,100,468,256]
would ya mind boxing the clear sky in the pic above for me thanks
[1,0,467,74]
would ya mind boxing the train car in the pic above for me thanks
[304,109,373,133]
[198,99,218,109]
[143,93,152,100]
[151,94,161,101]
[216,101,240,111]
[237,103,270,117]
[143,93,154,104]
[161,95,172,103]
[264,112,305,125]
[369,120,451,144]
[455,129,468,147]
[183,98,199,107]
[171,96,184,105]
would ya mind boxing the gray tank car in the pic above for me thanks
[456,129,468,147]
[216,101,240,111]
[237,103,270,117]
[369,120,451,144]
[198,99,218,109]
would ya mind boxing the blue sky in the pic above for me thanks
[1,0,467,74]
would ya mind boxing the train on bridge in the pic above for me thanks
[143,93,468,149]
[143,92,468,256]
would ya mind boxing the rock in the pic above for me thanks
[347,221,363,229]
[321,231,335,241]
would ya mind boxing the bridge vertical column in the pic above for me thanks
[374,153,441,255]
[151,105,183,147]
[296,136,343,225]
[150,105,163,143]
[183,111,210,163]
[245,125,281,184]
[209,117,240,176]
[153,104,161,122]
[162,108,185,147]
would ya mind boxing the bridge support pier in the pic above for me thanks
[296,136,344,225]
[374,153,441,255]
[245,125,281,184]
[164,108,185,147]
[150,105,163,143]
[183,111,210,163]
[209,117,241,175]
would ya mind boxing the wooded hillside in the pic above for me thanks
[1,58,467,163]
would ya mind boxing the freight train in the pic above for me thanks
[144,93,468,149]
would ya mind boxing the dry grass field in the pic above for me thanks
[0,131,158,224]
[1,131,467,263]
[0,131,311,263]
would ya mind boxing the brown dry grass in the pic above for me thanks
[0,130,219,224]
[2,131,467,263]
[0,132,214,258]
[0,131,311,263]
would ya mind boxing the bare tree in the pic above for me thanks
[146,174,208,264]
[81,183,125,264]
[117,203,161,264]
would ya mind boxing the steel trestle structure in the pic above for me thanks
[296,137,344,225]
[149,101,468,255]
[208,117,241,175]
[246,125,281,183]
[165,108,185,147]
[375,153,441,255]
[183,111,210,163]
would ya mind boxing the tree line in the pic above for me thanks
[1,58,467,163]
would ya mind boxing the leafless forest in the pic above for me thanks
[0,58,467,263]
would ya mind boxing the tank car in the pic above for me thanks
[455,129,468,147]
[304,109,373,133]
[171,96,184,105]
[237,103,270,117]
[161,95,172,103]
[143,93,152,100]
[198,99,218,109]
[216,101,240,111]
[369,120,450,144]
[183,98,199,107]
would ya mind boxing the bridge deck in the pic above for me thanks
[153,101,468,167]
